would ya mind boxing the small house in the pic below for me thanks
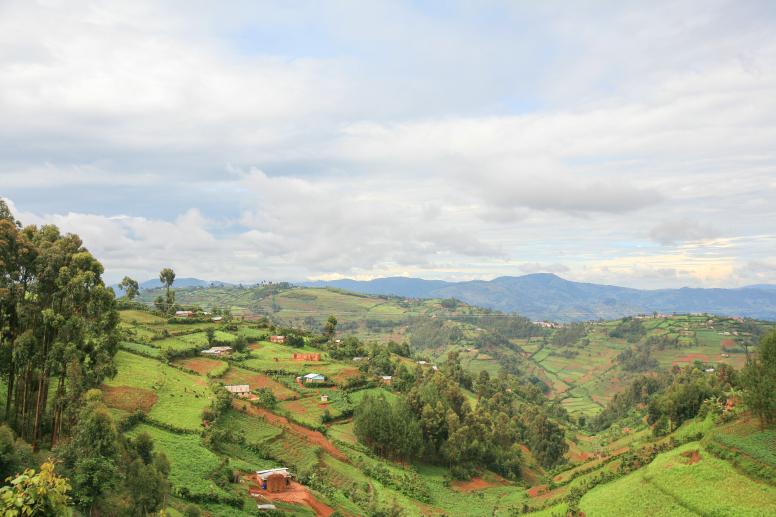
[416,360,428,365]
[224,384,250,397]
[269,335,286,344]
[257,504,277,511]
[381,375,392,385]
[302,373,325,384]
[201,346,232,357]
[175,310,194,318]
[320,394,329,403]
[212,316,223,322]
[256,468,291,493]
[352,356,366,362]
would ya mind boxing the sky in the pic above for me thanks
[2,0,776,288]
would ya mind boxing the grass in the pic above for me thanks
[105,351,211,430]
[578,441,776,516]
[712,419,776,467]
[216,408,284,443]
[127,424,230,497]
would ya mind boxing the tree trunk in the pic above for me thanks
[32,366,48,452]
[50,369,66,449]
[5,357,14,421]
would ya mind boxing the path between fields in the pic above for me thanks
[256,480,334,516]
[235,400,349,462]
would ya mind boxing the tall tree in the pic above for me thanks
[118,276,139,301]
[742,331,776,429]
[159,268,176,314]
[324,314,337,340]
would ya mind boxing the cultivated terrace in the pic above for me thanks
[2,204,776,516]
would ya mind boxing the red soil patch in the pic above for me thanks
[283,399,308,414]
[451,475,508,492]
[680,450,702,465]
[223,370,296,400]
[672,353,710,365]
[721,339,736,348]
[527,485,547,497]
[235,401,348,462]
[254,480,334,516]
[332,367,361,383]
[101,385,157,413]
[175,357,224,375]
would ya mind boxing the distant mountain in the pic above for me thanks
[303,273,776,322]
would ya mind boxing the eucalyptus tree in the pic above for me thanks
[118,276,139,301]
[159,267,176,313]
[0,201,119,450]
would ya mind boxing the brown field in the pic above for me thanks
[222,369,297,400]
[175,357,224,375]
[101,385,157,413]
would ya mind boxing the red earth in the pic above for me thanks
[235,401,348,462]
[101,385,157,413]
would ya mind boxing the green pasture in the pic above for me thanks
[578,441,776,516]
[127,424,230,498]
[105,351,211,430]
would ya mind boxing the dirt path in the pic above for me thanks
[451,475,508,492]
[235,400,348,462]
[256,480,335,516]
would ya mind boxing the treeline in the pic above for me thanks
[0,201,175,515]
[0,201,119,451]
[453,312,540,339]
[353,352,568,479]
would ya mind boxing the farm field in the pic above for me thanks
[576,442,776,516]
[92,300,776,516]
[104,351,212,430]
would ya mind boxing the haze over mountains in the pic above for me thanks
[303,274,776,322]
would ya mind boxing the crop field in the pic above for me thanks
[119,310,167,325]
[712,419,776,467]
[119,340,161,357]
[221,367,298,399]
[127,424,231,498]
[216,408,285,443]
[576,442,776,516]
[104,351,211,430]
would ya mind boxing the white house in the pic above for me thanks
[302,373,325,383]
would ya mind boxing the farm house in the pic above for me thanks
[224,384,250,397]
[201,346,232,357]
[302,373,325,384]
[174,310,194,318]
[256,468,291,493]
[381,375,392,385]
[269,335,286,344]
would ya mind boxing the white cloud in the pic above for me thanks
[2,1,776,288]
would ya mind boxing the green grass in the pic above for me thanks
[120,341,161,357]
[579,441,776,516]
[713,421,776,467]
[105,351,211,430]
[119,310,167,324]
[127,424,230,497]
[216,409,284,443]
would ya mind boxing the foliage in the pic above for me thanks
[741,331,776,428]
[0,461,71,516]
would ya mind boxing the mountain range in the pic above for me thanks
[303,274,776,322]
[114,274,776,322]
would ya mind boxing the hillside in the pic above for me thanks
[305,273,776,321]
[102,302,776,516]
[137,284,774,419]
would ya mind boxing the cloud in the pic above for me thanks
[518,263,570,274]
[649,219,720,245]
[2,1,776,288]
